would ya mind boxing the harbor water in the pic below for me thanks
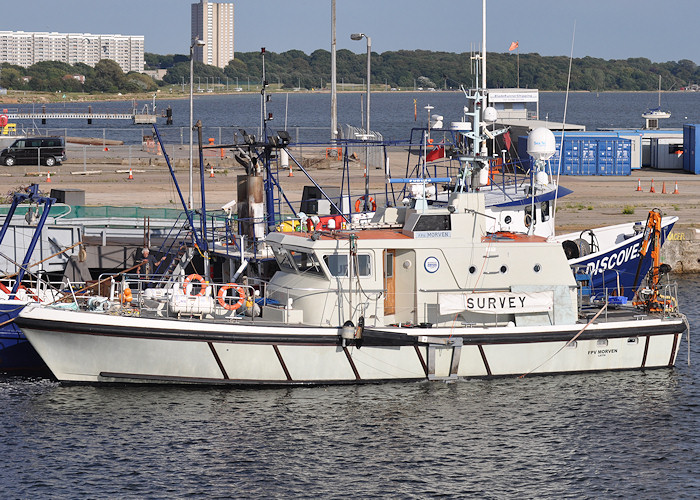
[2,92,700,497]
[7,90,700,145]
[1,275,698,498]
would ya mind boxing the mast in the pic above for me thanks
[481,0,486,90]
[330,0,338,142]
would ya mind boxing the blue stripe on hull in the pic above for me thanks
[572,221,675,299]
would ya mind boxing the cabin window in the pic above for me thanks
[541,201,550,222]
[290,250,324,276]
[324,254,348,277]
[272,246,295,272]
[323,253,372,277]
[412,214,451,232]
[356,254,372,277]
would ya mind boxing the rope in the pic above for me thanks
[519,302,608,379]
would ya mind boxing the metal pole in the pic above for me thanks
[189,43,195,210]
[330,0,337,142]
[482,0,486,90]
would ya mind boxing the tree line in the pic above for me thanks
[1,50,698,93]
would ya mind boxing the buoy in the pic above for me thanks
[673,181,679,194]
[662,181,667,194]
[128,168,134,180]
[636,178,642,191]
[209,165,215,178]
[46,171,51,183]
[649,179,655,193]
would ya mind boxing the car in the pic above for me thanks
[0,137,66,167]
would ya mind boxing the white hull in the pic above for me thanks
[19,305,686,384]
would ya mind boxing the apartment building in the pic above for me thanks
[0,31,144,72]
[191,0,234,68]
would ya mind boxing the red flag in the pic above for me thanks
[509,41,519,51]
[503,131,512,152]
[426,146,445,162]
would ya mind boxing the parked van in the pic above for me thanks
[0,137,66,167]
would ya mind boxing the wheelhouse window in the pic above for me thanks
[356,254,372,277]
[290,249,324,276]
[272,246,295,272]
[411,214,451,232]
[323,253,372,278]
[541,200,550,222]
[324,254,348,277]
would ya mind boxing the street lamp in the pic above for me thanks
[189,38,205,210]
[350,33,371,140]
[351,32,372,209]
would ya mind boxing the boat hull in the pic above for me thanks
[0,302,51,375]
[559,217,677,299]
[17,306,687,385]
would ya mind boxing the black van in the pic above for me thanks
[0,137,66,167]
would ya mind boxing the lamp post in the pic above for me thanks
[189,38,205,210]
[351,33,371,209]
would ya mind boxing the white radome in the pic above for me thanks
[527,127,556,161]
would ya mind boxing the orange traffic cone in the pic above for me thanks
[46,171,51,183]
[649,179,655,193]
[662,181,667,194]
[673,181,679,194]
[104,147,109,151]
[128,168,134,180]
[209,165,215,178]
[288,166,294,177]
[635,178,642,191]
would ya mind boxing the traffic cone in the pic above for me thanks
[662,181,667,194]
[649,179,655,193]
[209,165,215,178]
[673,181,679,194]
[46,171,51,183]
[104,147,109,151]
[635,178,642,191]
[128,168,134,180]
[288,166,293,177]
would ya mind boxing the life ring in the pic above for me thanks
[217,283,246,310]
[355,196,376,212]
[183,274,208,296]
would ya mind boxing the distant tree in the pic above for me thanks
[84,59,125,92]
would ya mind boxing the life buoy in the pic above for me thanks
[354,196,376,212]
[183,274,208,297]
[217,283,246,310]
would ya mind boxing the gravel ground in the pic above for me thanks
[1,145,697,234]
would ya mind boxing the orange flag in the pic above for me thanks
[509,41,519,51]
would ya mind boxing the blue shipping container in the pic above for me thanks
[683,124,700,174]
[517,134,632,176]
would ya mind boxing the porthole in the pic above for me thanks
[597,339,608,347]
[500,265,508,274]
[504,215,512,224]
[533,264,541,273]
[469,265,477,274]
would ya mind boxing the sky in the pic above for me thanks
[1,0,698,63]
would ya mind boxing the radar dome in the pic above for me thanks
[527,127,556,161]
[483,106,498,123]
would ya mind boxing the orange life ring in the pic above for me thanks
[354,196,376,212]
[217,283,246,310]
[183,273,208,296]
